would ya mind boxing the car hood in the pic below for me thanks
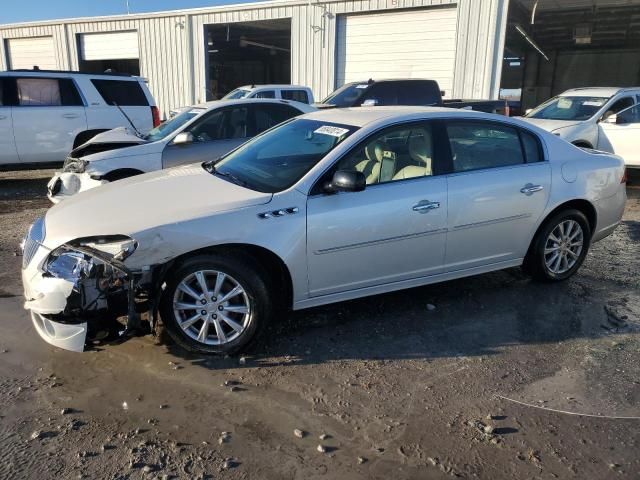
[70,127,149,159]
[43,164,273,248]
[520,117,583,132]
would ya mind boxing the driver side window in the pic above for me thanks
[604,97,634,119]
[334,123,434,185]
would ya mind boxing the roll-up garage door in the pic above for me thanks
[6,36,57,70]
[336,7,457,96]
[79,31,139,61]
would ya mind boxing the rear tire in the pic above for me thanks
[524,209,591,282]
[159,254,273,355]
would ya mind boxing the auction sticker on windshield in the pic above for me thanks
[314,126,350,137]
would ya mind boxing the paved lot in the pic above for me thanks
[0,169,639,479]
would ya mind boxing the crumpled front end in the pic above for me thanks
[22,218,143,352]
[47,171,106,204]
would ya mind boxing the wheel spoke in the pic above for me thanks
[212,319,228,343]
[219,284,244,303]
[566,249,579,259]
[545,246,560,255]
[194,271,210,297]
[180,313,202,330]
[570,240,583,248]
[197,318,210,342]
[178,282,201,301]
[175,302,199,311]
[224,305,248,314]
[213,272,226,297]
[549,232,561,244]
[220,313,243,333]
[552,253,562,272]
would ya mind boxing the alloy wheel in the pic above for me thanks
[544,220,584,275]
[172,270,251,346]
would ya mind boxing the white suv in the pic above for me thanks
[0,69,159,168]
[523,87,640,166]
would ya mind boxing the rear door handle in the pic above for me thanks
[412,200,440,213]
[62,113,79,119]
[520,183,544,195]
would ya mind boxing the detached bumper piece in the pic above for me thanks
[30,311,87,352]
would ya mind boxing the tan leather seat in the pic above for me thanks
[355,141,384,184]
[393,133,433,180]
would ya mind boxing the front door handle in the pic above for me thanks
[62,113,79,119]
[412,200,440,213]
[520,183,544,195]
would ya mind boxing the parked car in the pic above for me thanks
[22,107,626,354]
[522,87,640,166]
[47,99,315,203]
[168,85,315,118]
[0,69,159,168]
[319,79,519,115]
[222,84,314,104]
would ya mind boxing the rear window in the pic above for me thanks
[15,77,83,106]
[91,79,148,106]
[281,90,309,103]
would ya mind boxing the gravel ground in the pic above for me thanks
[0,168,639,479]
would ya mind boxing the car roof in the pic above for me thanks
[560,87,640,98]
[192,98,315,112]
[1,69,141,80]
[234,84,311,90]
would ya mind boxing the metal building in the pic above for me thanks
[0,0,509,116]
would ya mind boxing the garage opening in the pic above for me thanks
[78,31,140,75]
[5,36,57,70]
[501,0,640,110]
[205,19,291,100]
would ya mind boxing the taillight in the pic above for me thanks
[621,168,628,184]
[151,106,161,127]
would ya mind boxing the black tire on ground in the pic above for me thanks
[159,254,273,355]
[524,209,592,282]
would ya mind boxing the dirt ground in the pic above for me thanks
[0,168,639,480]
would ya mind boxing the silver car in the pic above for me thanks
[22,107,627,355]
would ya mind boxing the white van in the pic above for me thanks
[0,69,159,168]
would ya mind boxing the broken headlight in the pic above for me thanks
[62,157,88,173]
[44,236,137,281]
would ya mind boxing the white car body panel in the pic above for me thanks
[22,107,627,352]
[598,105,640,168]
[0,71,156,166]
[47,99,316,202]
[522,87,640,163]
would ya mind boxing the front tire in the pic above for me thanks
[525,209,591,282]
[159,254,273,354]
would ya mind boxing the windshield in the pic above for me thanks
[144,109,203,142]
[222,88,251,100]
[206,118,358,193]
[321,83,368,107]
[526,96,609,121]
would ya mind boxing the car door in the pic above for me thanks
[10,77,87,164]
[306,121,448,297]
[444,120,551,271]
[598,104,640,167]
[0,78,19,166]
[162,105,254,168]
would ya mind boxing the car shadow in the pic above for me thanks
[161,266,631,370]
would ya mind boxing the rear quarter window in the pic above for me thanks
[521,131,543,163]
[281,90,309,103]
[91,79,148,106]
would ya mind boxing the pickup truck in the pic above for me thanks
[318,79,519,116]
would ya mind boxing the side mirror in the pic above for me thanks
[525,108,533,115]
[602,113,619,124]
[325,170,366,194]
[172,132,194,145]
[362,98,379,107]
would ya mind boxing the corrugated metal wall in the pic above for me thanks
[0,0,508,116]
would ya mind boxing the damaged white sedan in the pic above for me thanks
[23,107,627,354]
[47,98,314,203]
